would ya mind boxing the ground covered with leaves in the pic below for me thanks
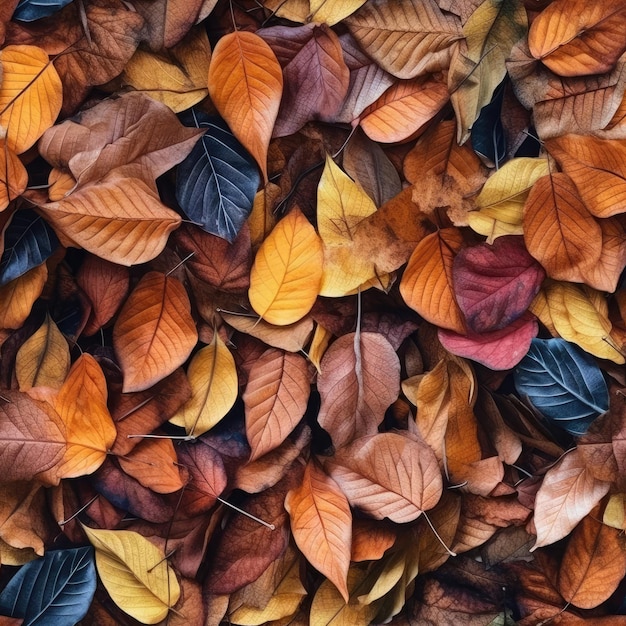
[0,0,625,624]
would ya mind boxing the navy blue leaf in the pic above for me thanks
[13,0,74,22]
[514,338,609,436]
[0,547,96,626]
[0,209,59,286]
[471,80,507,168]
[176,113,260,243]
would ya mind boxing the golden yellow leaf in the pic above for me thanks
[604,493,626,530]
[356,550,406,605]
[308,323,332,374]
[0,264,47,330]
[309,0,368,25]
[467,203,524,243]
[544,281,624,364]
[117,27,210,113]
[208,31,283,182]
[16,313,70,392]
[0,140,27,211]
[0,45,62,153]
[169,333,238,437]
[249,207,323,325]
[82,525,180,625]
[263,0,309,22]
[47,168,76,201]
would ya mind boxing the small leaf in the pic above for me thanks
[248,207,323,326]
[0,264,47,330]
[285,460,351,602]
[169,333,238,437]
[113,272,198,393]
[208,31,282,182]
[13,0,74,22]
[83,525,180,625]
[514,338,609,436]
[0,45,62,153]
[0,547,96,625]
[0,140,27,211]
[176,115,260,243]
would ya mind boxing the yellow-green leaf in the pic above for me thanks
[249,207,323,325]
[82,525,180,625]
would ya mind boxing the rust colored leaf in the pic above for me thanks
[77,256,129,337]
[285,460,351,602]
[317,332,400,448]
[273,24,349,137]
[209,30,283,182]
[533,448,611,549]
[400,228,466,334]
[558,512,626,609]
[351,519,396,562]
[113,271,198,393]
[0,140,27,211]
[0,264,47,330]
[243,348,310,461]
[523,173,603,283]
[528,0,626,77]
[326,432,442,523]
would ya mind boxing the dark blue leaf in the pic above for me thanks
[0,209,59,286]
[471,80,507,167]
[514,338,609,436]
[176,113,260,243]
[0,547,96,626]
[13,0,74,21]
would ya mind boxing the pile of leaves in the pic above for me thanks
[1,0,626,623]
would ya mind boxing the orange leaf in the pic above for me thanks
[0,264,47,330]
[113,272,198,393]
[0,45,62,153]
[248,207,323,326]
[285,460,351,602]
[243,348,310,461]
[53,354,117,478]
[399,228,465,333]
[558,512,626,609]
[528,0,626,77]
[0,140,27,211]
[359,74,449,143]
[327,432,442,523]
[208,31,283,182]
[523,173,602,283]
[317,332,400,449]
[532,448,611,549]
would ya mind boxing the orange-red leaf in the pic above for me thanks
[113,272,198,393]
[285,460,351,602]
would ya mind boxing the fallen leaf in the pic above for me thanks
[0,264,47,330]
[0,140,27,211]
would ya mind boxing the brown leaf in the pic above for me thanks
[351,519,396,562]
[132,0,205,49]
[113,272,198,393]
[558,511,626,609]
[285,460,351,602]
[317,332,400,448]
[243,348,310,461]
[0,140,27,211]
[326,432,442,523]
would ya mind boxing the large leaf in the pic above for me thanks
[0,209,59,286]
[0,547,96,626]
[13,0,74,22]
[514,338,609,436]
[208,31,282,182]
[113,271,198,393]
[0,44,62,153]
[176,114,260,243]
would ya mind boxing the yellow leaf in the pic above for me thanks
[544,281,624,364]
[169,334,238,437]
[604,493,626,530]
[308,323,332,374]
[16,313,70,392]
[82,525,180,625]
[0,140,27,211]
[356,550,406,605]
[263,0,310,23]
[0,45,62,154]
[117,27,210,113]
[0,264,47,330]
[249,207,323,325]
[208,31,283,182]
[309,0,368,25]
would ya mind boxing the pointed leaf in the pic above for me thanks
[113,272,198,393]
[0,45,62,153]
[243,348,310,461]
[13,0,74,21]
[0,547,95,625]
[169,334,238,437]
[0,140,27,212]
[176,115,260,243]
[318,332,400,448]
[209,31,282,182]
[514,338,609,436]
[0,264,47,330]
[248,207,323,326]
[83,525,180,624]
[326,432,442,523]
[285,460,351,602]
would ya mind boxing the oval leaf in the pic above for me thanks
[113,272,198,393]
[248,207,323,326]
[208,31,283,181]
[514,338,609,436]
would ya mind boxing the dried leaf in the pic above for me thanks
[0,264,47,330]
